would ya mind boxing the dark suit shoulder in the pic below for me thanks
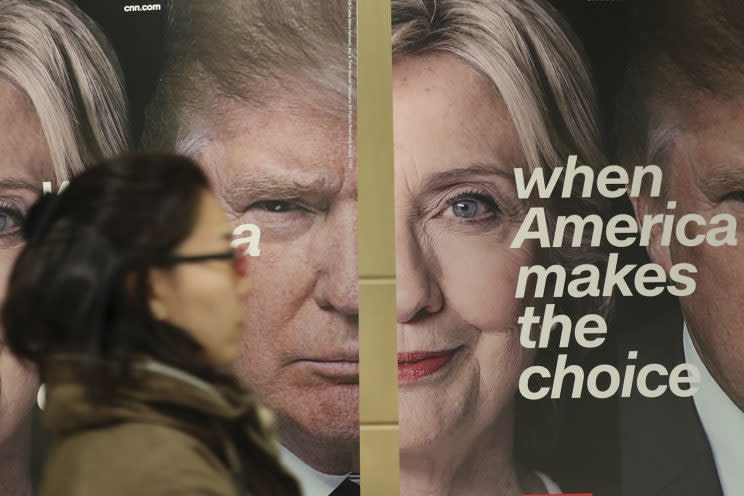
[618,296,722,496]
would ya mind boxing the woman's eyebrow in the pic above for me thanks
[415,163,513,194]
[408,163,515,218]
[0,177,39,192]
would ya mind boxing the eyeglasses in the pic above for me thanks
[158,249,248,278]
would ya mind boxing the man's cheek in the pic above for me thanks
[676,245,743,328]
[235,333,281,388]
[684,242,741,280]
[251,238,310,272]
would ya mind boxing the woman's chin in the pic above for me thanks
[397,389,463,453]
[0,389,37,447]
[397,351,480,447]
[398,426,443,454]
[0,354,39,422]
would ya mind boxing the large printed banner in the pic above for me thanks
[1,1,744,495]
[392,0,743,495]
[0,1,357,495]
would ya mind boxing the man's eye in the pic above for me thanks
[723,191,744,203]
[241,198,314,239]
[251,200,300,213]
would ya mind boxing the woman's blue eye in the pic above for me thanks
[440,190,501,223]
[452,199,480,218]
[0,208,21,233]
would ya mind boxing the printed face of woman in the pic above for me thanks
[0,77,46,447]
[394,52,536,452]
[148,189,251,367]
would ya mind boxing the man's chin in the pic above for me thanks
[286,422,360,444]
[274,383,360,442]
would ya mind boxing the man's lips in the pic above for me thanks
[297,350,359,362]
[397,347,461,383]
[292,351,359,382]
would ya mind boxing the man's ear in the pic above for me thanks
[629,194,673,273]
[146,268,170,321]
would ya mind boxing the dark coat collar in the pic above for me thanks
[40,354,301,495]
[42,354,263,433]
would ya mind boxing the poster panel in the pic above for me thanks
[0,1,358,494]
[393,1,743,495]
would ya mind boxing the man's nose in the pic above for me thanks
[311,202,359,317]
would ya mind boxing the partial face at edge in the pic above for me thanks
[394,52,536,452]
[0,76,48,446]
[636,93,744,410]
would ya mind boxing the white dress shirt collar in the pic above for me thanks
[279,444,348,496]
[683,323,744,495]
[536,471,562,494]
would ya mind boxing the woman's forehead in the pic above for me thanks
[0,78,52,184]
[393,54,522,181]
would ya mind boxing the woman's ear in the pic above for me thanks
[146,268,170,321]
[149,298,169,321]
[629,194,673,273]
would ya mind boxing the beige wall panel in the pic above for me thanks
[359,280,398,424]
[358,0,395,279]
[358,0,398,493]
[361,425,400,496]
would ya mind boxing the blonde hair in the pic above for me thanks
[393,0,611,317]
[0,0,128,181]
[143,0,354,154]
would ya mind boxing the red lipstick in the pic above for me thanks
[397,348,459,382]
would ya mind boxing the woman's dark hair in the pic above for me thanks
[3,153,212,382]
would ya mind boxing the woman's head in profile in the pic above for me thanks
[0,0,127,489]
[3,154,251,380]
[392,0,609,493]
[2,154,301,496]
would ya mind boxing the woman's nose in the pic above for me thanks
[396,227,443,323]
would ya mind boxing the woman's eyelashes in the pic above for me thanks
[0,201,24,240]
[436,188,503,225]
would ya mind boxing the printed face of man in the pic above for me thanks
[195,97,358,473]
[637,91,744,411]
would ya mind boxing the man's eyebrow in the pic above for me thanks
[702,166,744,193]
[416,163,514,194]
[224,174,334,198]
